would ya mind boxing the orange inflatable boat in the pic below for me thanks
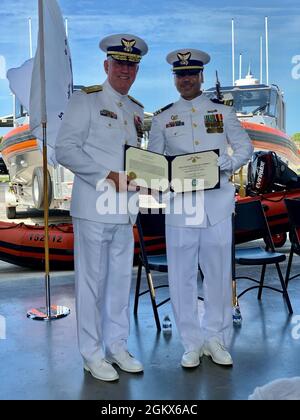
[0,221,165,270]
[1,188,300,270]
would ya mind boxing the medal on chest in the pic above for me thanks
[134,114,144,147]
[166,120,185,128]
[100,109,118,119]
[204,113,224,133]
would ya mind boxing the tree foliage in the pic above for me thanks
[291,132,300,143]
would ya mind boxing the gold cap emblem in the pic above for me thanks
[177,52,191,66]
[121,38,136,52]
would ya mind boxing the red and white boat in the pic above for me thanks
[1,68,300,268]
[1,124,40,187]
[0,221,165,270]
[0,115,73,219]
[204,71,300,175]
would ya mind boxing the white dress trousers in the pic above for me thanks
[166,216,233,352]
[73,218,134,364]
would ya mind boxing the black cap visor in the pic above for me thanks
[174,69,202,77]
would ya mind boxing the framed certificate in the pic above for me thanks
[125,145,220,193]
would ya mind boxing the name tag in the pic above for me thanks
[166,121,185,128]
[100,109,118,119]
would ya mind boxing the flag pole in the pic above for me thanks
[27,0,70,321]
[39,0,53,318]
[42,122,51,318]
[232,213,242,326]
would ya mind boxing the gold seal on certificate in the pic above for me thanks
[170,150,220,193]
[128,172,137,180]
[124,146,220,193]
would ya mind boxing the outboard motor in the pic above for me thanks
[248,151,300,194]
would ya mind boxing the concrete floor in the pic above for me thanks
[0,246,300,400]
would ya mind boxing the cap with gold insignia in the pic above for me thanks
[166,48,210,75]
[100,34,148,63]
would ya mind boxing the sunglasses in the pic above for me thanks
[174,70,201,77]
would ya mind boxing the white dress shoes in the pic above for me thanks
[106,351,144,373]
[84,359,119,381]
[203,337,233,366]
[181,350,203,368]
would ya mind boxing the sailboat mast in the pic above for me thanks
[239,53,242,80]
[65,18,68,37]
[265,16,269,85]
[231,18,235,85]
[260,35,263,84]
[29,17,33,58]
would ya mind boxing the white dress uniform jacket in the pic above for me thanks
[56,80,144,224]
[149,93,253,227]
[55,80,144,364]
[148,93,253,352]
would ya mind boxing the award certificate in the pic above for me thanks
[125,146,220,193]
[125,146,169,190]
[170,150,220,193]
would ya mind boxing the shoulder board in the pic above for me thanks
[210,98,223,104]
[154,103,174,116]
[128,95,144,108]
[82,85,103,94]
[210,98,233,107]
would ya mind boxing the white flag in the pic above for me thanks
[30,0,73,166]
[7,59,34,111]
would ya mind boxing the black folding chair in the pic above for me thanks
[134,210,204,331]
[234,199,293,314]
[134,211,169,331]
[284,198,300,287]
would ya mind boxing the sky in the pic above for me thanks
[1,0,300,137]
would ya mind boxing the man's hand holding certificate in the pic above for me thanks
[125,145,220,193]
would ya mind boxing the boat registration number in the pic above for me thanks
[27,234,63,243]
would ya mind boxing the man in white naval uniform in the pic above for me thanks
[148,49,253,368]
[56,34,148,381]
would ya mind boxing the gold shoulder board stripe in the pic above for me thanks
[82,85,103,94]
[154,103,174,116]
[210,98,233,107]
[128,95,144,108]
